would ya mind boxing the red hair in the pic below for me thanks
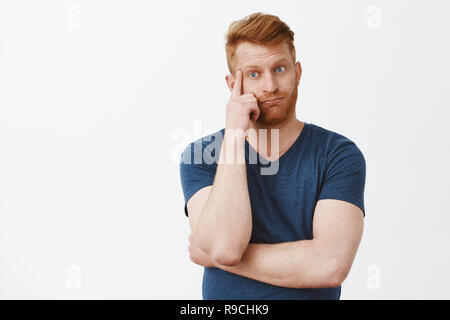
[225,12,296,76]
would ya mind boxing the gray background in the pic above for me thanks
[0,0,449,299]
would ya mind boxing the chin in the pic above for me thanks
[258,108,290,126]
[258,115,288,126]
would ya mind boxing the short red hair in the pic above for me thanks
[225,12,296,76]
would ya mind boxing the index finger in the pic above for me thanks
[232,69,243,97]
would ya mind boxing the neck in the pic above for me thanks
[246,115,304,161]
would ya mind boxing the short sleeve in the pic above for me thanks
[179,140,218,217]
[317,140,366,217]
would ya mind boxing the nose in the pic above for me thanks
[262,72,278,94]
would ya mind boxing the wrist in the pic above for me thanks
[224,128,247,141]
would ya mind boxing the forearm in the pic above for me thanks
[195,130,252,265]
[216,240,341,289]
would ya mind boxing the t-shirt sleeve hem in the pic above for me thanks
[183,182,214,217]
[317,195,365,217]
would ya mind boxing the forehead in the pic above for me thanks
[234,41,292,70]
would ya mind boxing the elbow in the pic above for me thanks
[326,262,350,288]
[212,254,241,267]
[195,242,243,267]
[194,236,245,266]
[194,228,250,267]
[210,245,243,267]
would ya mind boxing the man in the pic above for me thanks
[179,12,366,300]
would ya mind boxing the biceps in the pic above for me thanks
[313,199,364,261]
[186,185,213,233]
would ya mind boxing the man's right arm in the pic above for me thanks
[187,69,260,267]
[188,130,252,267]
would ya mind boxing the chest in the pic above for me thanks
[245,155,325,243]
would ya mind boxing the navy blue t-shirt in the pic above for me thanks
[179,122,366,300]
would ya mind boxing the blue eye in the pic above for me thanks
[249,72,257,78]
[275,66,285,72]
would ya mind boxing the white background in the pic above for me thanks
[1,0,449,299]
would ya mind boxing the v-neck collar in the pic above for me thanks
[244,122,309,164]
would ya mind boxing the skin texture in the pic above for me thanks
[186,41,364,288]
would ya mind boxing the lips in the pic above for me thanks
[262,97,283,105]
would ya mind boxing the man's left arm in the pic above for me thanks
[188,198,364,289]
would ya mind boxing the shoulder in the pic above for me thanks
[307,123,365,163]
[180,128,225,165]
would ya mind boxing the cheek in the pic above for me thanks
[283,77,297,93]
[243,81,257,95]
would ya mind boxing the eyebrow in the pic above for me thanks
[243,58,290,71]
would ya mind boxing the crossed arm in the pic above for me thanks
[187,186,364,289]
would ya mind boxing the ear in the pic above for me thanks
[225,74,235,92]
[295,61,302,86]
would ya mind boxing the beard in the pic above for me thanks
[255,84,298,127]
